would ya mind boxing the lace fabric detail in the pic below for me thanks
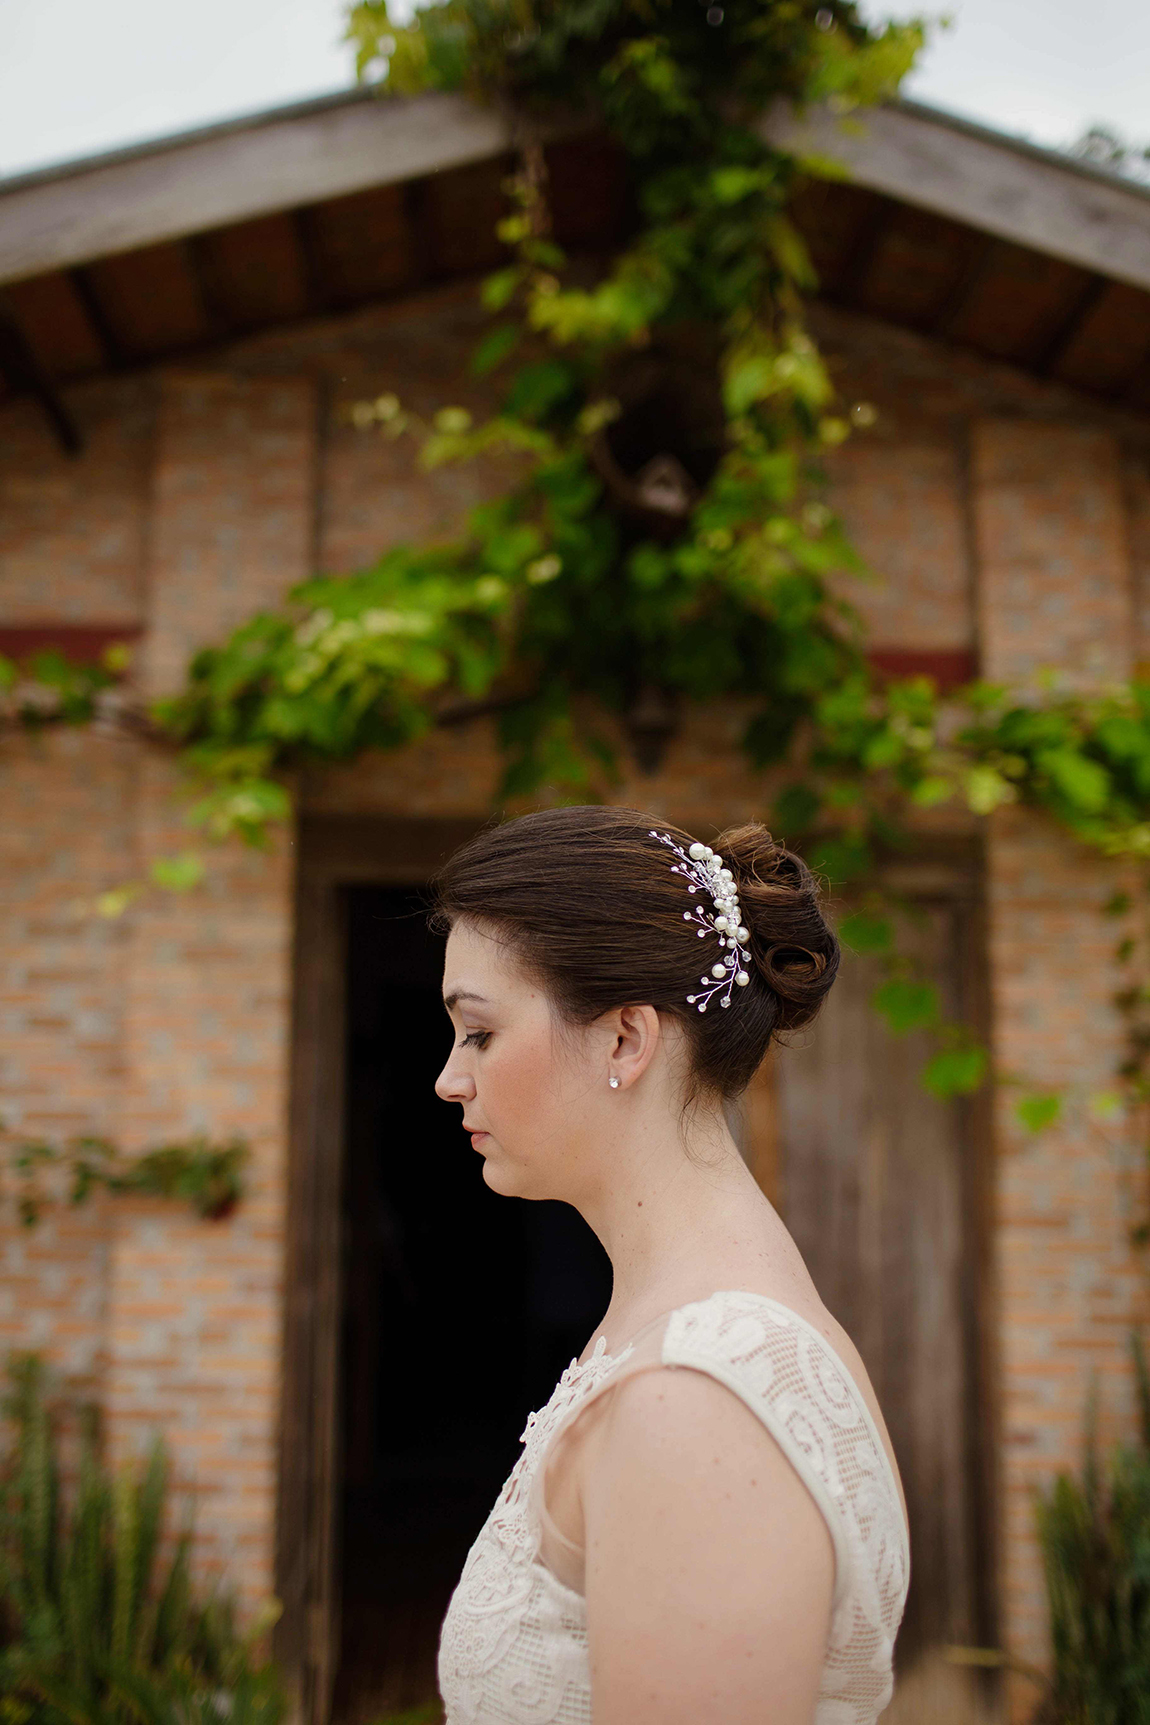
[437,1335,631,1725]
[437,1292,909,1725]
[663,1294,910,1724]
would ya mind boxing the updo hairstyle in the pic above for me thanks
[432,806,839,1100]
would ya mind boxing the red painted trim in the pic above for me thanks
[866,647,977,691]
[0,624,142,665]
[0,628,977,695]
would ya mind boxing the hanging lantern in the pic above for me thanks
[589,338,726,541]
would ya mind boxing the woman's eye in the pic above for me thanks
[461,1030,491,1050]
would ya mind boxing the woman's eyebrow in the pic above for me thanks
[443,989,490,1012]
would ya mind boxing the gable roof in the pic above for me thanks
[4,89,1150,294]
[3,85,1150,451]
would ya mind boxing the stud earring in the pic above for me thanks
[609,1075,620,1089]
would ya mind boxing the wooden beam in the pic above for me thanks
[0,297,82,453]
[0,90,514,288]
[4,85,1150,301]
[67,264,130,368]
[764,99,1150,297]
[927,233,998,336]
[1030,273,1110,375]
[828,195,895,301]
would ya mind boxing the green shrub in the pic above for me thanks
[0,1355,287,1725]
[1033,1334,1150,1724]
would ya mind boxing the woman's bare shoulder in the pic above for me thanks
[580,1363,836,1725]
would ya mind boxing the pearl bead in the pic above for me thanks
[703,846,714,858]
[711,963,725,978]
[714,916,729,931]
[720,868,733,882]
[736,971,750,986]
[712,854,723,866]
[737,927,749,942]
[689,842,705,859]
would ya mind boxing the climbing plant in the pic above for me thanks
[5,0,1150,1182]
[0,1121,248,1227]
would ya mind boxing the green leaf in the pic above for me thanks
[910,774,954,808]
[963,766,1017,815]
[838,912,893,955]
[808,834,872,885]
[1015,1093,1062,1134]
[773,782,821,836]
[481,267,520,310]
[471,323,520,375]
[709,165,765,205]
[1088,1090,1124,1122]
[921,1045,988,1098]
[148,852,205,893]
[503,360,577,423]
[1036,747,1111,812]
[871,978,939,1035]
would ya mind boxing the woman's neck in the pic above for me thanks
[573,1101,783,1349]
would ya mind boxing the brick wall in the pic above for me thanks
[3,282,1150,1682]
[972,421,1148,1712]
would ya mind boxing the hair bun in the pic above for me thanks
[713,822,840,1033]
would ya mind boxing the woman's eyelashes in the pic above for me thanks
[461,1029,492,1050]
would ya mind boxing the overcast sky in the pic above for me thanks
[0,0,1147,182]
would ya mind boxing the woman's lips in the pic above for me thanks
[469,1130,489,1149]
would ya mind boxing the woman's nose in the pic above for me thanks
[435,1053,475,1103]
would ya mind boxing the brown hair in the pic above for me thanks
[432,806,839,1100]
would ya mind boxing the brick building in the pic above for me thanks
[2,88,1150,1721]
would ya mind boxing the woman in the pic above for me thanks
[433,807,909,1725]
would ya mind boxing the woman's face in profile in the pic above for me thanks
[436,919,606,1201]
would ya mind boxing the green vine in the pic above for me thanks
[5,1,1150,1221]
[0,1123,248,1227]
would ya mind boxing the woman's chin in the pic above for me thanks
[479,1153,530,1199]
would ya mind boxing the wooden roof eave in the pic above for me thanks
[3,87,1150,296]
[764,98,1150,298]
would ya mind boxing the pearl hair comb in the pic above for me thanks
[650,831,751,1012]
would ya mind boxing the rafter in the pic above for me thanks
[0,298,82,455]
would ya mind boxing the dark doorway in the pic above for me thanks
[334,884,613,1721]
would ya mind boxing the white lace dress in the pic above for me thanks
[437,1289,910,1725]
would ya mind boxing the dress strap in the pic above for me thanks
[528,1290,909,1632]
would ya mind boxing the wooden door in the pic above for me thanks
[774,868,995,1663]
[278,816,481,1725]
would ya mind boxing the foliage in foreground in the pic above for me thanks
[0,1356,286,1725]
[1032,1334,1150,1724]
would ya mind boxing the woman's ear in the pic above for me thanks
[607,1003,663,1091]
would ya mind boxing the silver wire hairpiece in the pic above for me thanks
[650,831,752,1012]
